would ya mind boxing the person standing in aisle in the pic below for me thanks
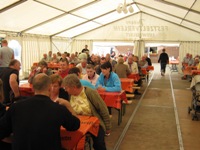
[158,48,169,76]
[0,40,14,73]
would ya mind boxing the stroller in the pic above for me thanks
[188,82,200,120]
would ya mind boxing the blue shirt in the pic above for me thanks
[80,79,96,89]
[95,72,121,92]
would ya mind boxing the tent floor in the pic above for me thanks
[106,63,199,150]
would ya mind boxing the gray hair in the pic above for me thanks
[63,74,82,88]
[117,57,124,64]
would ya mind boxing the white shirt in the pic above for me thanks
[82,73,99,86]
[124,61,139,73]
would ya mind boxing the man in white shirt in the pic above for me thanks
[76,58,87,75]
[124,55,139,73]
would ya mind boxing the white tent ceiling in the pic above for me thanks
[0,0,200,38]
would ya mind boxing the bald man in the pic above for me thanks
[0,73,80,150]
[0,59,21,105]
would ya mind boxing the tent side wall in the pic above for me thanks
[2,12,200,78]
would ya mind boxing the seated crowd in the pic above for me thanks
[0,47,152,150]
[181,53,200,80]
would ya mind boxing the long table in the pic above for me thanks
[183,66,198,76]
[169,60,179,72]
[19,84,100,149]
[97,90,127,125]
[127,73,140,81]
[32,62,75,70]
[120,78,134,93]
[61,115,99,150]
[19,83,34,96]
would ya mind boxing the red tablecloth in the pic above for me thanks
[32,62,74,70]
[127,73,140,81]
[61,115,99,150]
[19,83,34,96]
[141,68,148,75]
[147,66,154,71]
[98,90,127,109]
[98,90,127,125]
[191,70,200,76]
[120,78,134,93]
[183,67,198,76]
[48,63,60,69]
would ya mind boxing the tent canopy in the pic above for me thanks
[1,0,200,38]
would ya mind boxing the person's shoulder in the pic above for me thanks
[124,64,129,68]
[95,73,99,78]
[8,47,14,52]
[9,97,30,108]
[11,68,19,73]
[123,63,128,67]
[80,79,95,89]
[82,74,88,79]
[76,63,81,67]
[98,73,104,78]
[0,47,6,52]
[4,67,18,74]
[80,79,90,84]
[84,86,97,93]
[133,61,137,65]
[111,71,119,78]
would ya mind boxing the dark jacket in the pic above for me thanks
[158,52,169,64]
[0,103,6,118]
[0,95,80,150]
[0,67,19,105]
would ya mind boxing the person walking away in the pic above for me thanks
[158,48,169,76]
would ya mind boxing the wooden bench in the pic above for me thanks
[126,94,135,98]
[133,86,141,90]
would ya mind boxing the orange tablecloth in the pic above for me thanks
[98,90,127,109]
[147,66,154,71]
[127,73,140,81]
[19,83,34,96]
[183,66,197,75]
[120,78,134,93]
[33,62,74,70]
[98,90,127,125]
[61,115,99,150]
[48,63,60,69]
[48,63,75,70]
[191,70,200,76]
[140,66,154,76]
[141,68,148,75]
